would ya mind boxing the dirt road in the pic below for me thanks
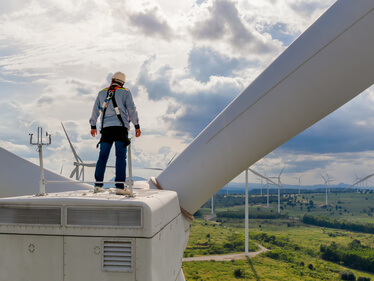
[182,244,269,262]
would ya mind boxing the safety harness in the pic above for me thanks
[100,85,126,129]
[97,85,130,148]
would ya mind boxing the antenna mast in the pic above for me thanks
[29,127,51,196]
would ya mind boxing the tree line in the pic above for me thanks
[320,239,374,273]
[216,209,287,220]
[302,214,374,234]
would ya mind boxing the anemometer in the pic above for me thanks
[29,127,51,196]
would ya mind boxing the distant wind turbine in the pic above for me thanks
[265,178,270,208]
[294,175,303,195]
[248,168,279,209]
[326,173,333,193]
[246,168,278,257]
[211,196,214,215]
[61,122,113,181]
[255,176,264,196]
[320,173,333,206]
[270,165,286,214]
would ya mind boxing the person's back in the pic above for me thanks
[89,72,141,195]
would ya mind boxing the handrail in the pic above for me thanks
[36,138,135,197]
[43,180,134,197]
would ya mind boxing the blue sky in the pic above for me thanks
[1,0,373,187]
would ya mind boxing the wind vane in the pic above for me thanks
[29,127,51,196]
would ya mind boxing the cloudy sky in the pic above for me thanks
[1,0,373,188]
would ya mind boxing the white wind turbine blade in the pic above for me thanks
[294,175,303,185]
[61,122,83,164]
[145,168,164,171]
[345,173,374,190]
[62,122,109,180]
[79,166,84,181]
[320,173,327,183]
[248,168,279,186]
[70,166,78,178]
[81,163,114,168]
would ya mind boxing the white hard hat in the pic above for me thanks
[111,72,126,84]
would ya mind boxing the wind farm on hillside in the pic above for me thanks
[184,175,374,280]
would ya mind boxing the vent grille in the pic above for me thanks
[0,206,61,225]
[102,240,133,272]
[66,207,142,227]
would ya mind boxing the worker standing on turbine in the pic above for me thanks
[89,72,141,195]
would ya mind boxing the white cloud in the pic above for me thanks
[128,7,173,39]
[1,0,372,188]
[0,140,29,154]
[189,0,283,57]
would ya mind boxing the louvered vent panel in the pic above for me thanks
[102,240,133,272]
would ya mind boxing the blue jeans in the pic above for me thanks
[95,141,127,189]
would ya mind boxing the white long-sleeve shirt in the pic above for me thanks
[89,86,140,130]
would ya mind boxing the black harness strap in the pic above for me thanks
[97,85,129,148]
[101,85,125,130]
[111,91,126,128]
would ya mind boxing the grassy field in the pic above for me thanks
[183,255,373,280]
[182,191,374,280]
[183,219,259,258]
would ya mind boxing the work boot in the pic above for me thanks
[94,186,105,193]
[116,188,130,195]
